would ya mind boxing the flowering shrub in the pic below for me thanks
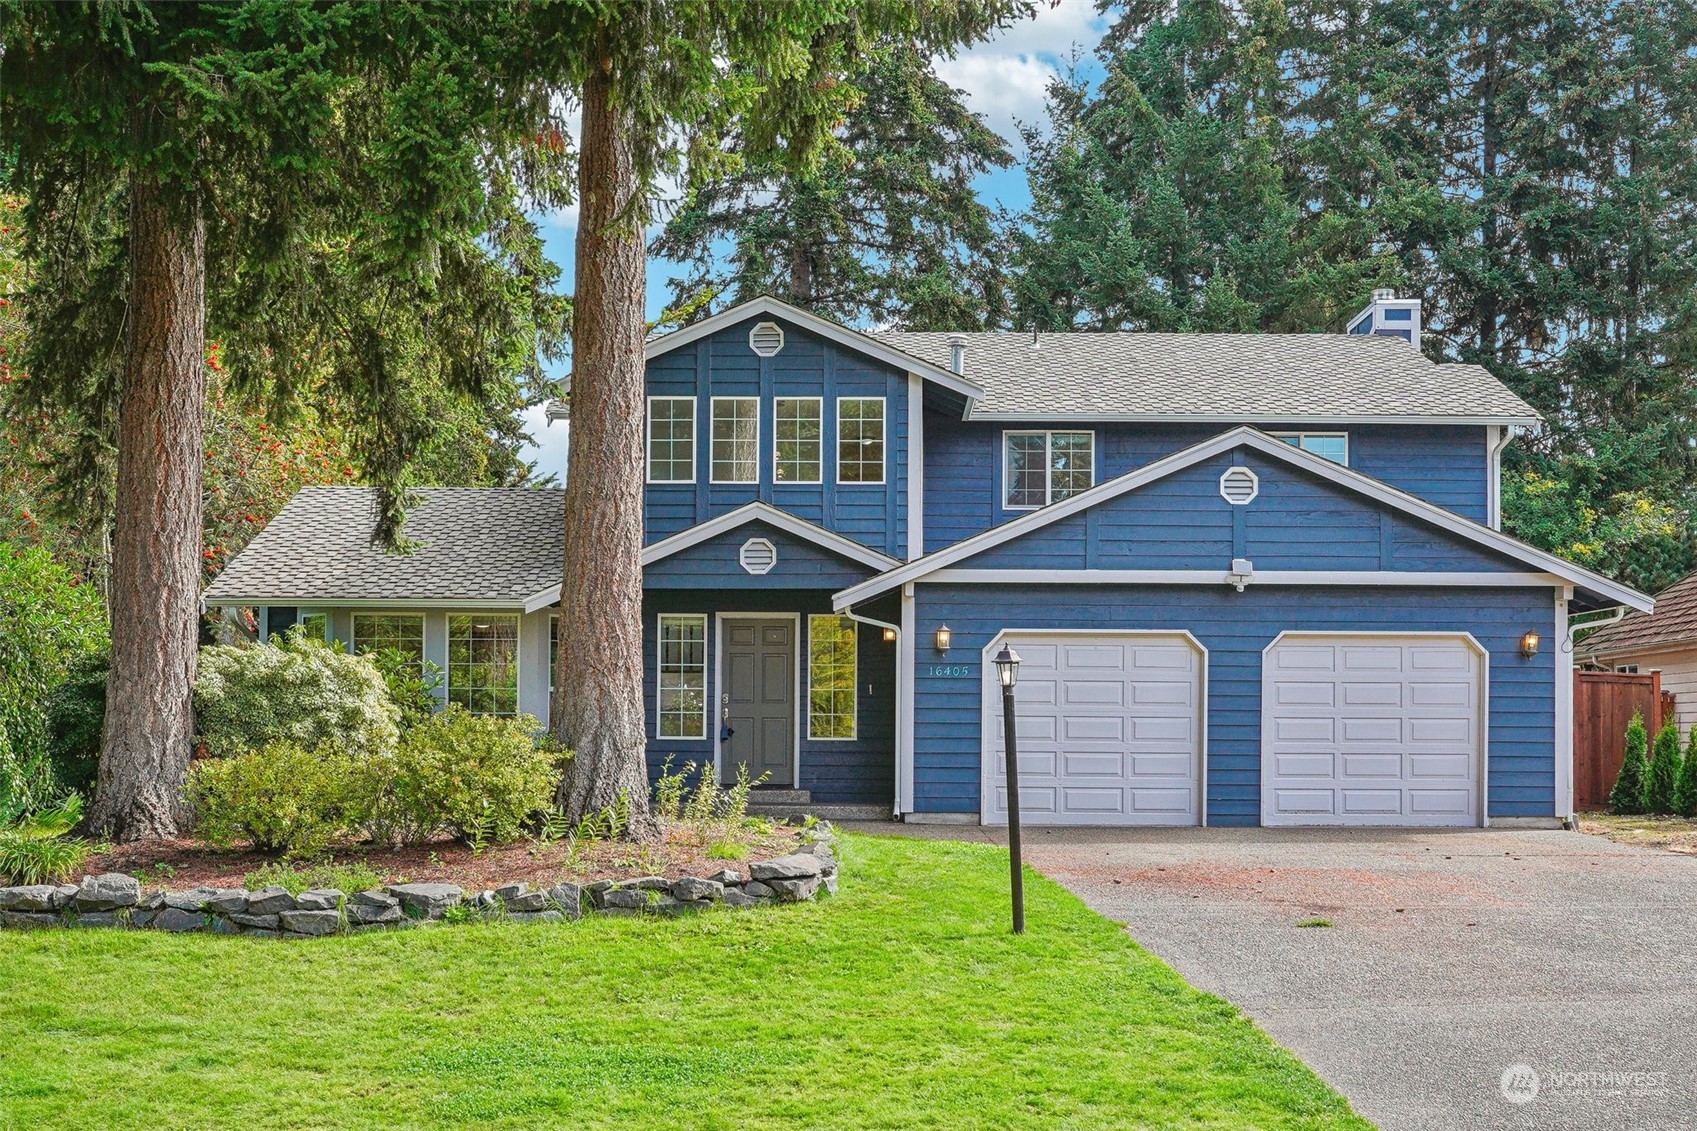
[366,707,558,847]
[189,741,370,858]
[193,629,399,759]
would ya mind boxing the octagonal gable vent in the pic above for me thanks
[1219,466,1259,505]
[739,537,778,575]
[748,321,786,357]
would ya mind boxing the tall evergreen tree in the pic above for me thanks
[533,2,1028,832]
[1,2,568,839]
[653,44,1014,330]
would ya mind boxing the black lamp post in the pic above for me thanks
[993,642,1024,934]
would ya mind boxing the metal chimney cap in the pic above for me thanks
[1371,287,1398,302]
[946,332,969,346]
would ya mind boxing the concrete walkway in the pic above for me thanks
[847,822,1697,1131]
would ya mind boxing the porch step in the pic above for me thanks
[745,802,894,823]
[747,788,811,806]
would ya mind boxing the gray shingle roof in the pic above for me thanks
[203,487,563,605]
[874,330,1539,422]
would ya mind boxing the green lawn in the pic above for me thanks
[0,834,1367,1130]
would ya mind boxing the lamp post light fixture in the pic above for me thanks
[993,641,1025,934]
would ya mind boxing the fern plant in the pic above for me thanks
[0,794,96,885]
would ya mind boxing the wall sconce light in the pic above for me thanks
[882,627,897,643]
[935,625,952,653]
[1520,631,1541,658]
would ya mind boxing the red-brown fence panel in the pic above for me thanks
[1573,670,1663,811]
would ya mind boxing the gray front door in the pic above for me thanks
[723,619,794,786]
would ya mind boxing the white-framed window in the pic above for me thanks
[710,397,759,483]
[837,397,885,484]
[1272,431,1349,465]
[1004,430,1094,509]
[352,613,426,670]
[646,396,696,483]
[447,614,519,716]
[657,614,708,739]
[807,615,857,740]
[773,397,823,483]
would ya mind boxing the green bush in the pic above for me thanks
[1644,720,1683,815]
[0,795,95,885]
[363,648,443,732]
[45,653,107,796]
[194,629,399,759]
[1609,711,1649,815]
[188,741,371,857]
[368,707,557,847]
[1677,728,1697,818]
[0,546,106,819]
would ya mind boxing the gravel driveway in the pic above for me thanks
[855,823,1697,1131]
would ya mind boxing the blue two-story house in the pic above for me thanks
[207,293,1652,829]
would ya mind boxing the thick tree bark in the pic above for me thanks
[86,175,206,841]
[552,59,656,834]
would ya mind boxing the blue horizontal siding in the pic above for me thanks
[644,520,880,590]
[961,448,1528,575]
[909,584,1556,824]
[644,316,908,560]
[642,589,894,806]
[923,418,1491,551]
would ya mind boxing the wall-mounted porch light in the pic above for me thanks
[882,626,897,643]
[935,625,952,653]
[1520,631,1541,658]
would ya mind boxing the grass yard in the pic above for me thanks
[1579,812,1697,854]
[0,834,1367,1130]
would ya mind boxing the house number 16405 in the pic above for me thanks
[925,664,975,678]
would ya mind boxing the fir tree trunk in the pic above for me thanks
[87,174,205,841]
[552,57,656,835]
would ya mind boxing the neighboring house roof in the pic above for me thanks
[833,426,1652,614]
[1578,572,1697,657]
[644,295,985,402]
[873,330,1539,424]
[203,487,564,607]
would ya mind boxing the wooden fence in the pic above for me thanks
[1573,670,1674,811]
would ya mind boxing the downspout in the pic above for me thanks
[1487,425,1519,530]
[1569,605,1628,665]
[842,608,904,820]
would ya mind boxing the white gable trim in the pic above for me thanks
[831,426,1652,613]
[646,296,984,402]
[963,410,1542,427]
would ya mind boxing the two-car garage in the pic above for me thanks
[981,631,1485,829]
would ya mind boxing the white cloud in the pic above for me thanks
[934,0,1108,152]
[518,404,570,484]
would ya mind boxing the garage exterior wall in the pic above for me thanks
[910,584,1557,825]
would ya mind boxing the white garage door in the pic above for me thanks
[1262,634,1483,827]
[983,633,1203,826]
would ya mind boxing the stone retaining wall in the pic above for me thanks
[0,829,838,940]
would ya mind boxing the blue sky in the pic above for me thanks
[520,0,1110,482]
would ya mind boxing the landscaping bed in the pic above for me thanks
[1579,813,1697,855]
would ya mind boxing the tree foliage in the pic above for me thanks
[1012,0,1697,589]
[1610,710,1649,815]
[654,43,1015,329]
[1644,719,1682,816]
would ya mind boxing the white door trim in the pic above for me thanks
[714,612,803,788]
[1260,630,1489,828]
[978,628,1209,827]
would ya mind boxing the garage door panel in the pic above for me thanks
[1264,634,1480,828]
[985,633,1202,827]
[1340,753,1403,778]
[1063,680,1124,706]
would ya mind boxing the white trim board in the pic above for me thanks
[919,569,1569,588]
[644,295,985,403]
[831,425,1652,613]
[207,596,533,611]
[962,411,1542,427]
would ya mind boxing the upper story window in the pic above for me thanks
[1273,431,1348,465]
[710,397,759,483]
[774,397,822,483]
[647,396,696,483]
[1005,430,1094,510]
[837,397,885,484]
